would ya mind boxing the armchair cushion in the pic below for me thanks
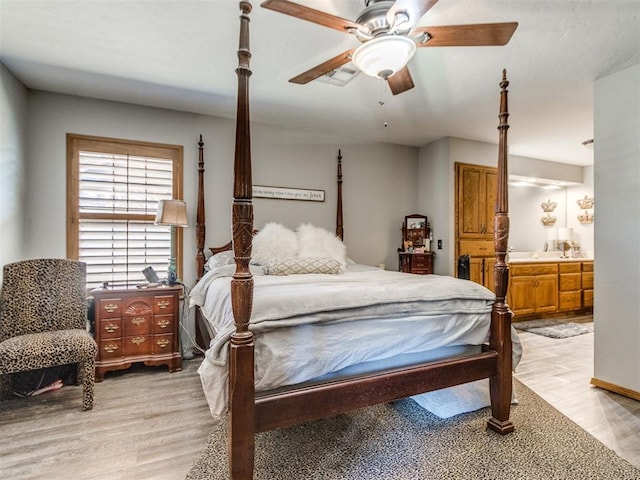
[0,329,97,374]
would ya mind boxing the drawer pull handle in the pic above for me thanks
[131,317,145,325]
[156,338,170,348]
[103,303,118,313]
[105,323,119,333]
[104,344,119,353]
[157,300,171,309]
[157,319,170,329]
[131,336,145,345]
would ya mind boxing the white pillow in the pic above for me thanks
[251,222,298,265]
[205,250,235,272]
[296,223,347,269]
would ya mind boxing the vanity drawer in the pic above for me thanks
[510,263,558,276]
[583,289,594,307]
[559,263,581,273]
[582,272,594,289]
[559,273,581,291]
[559,291,582,311]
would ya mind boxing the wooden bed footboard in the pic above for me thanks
[193,2,513,478]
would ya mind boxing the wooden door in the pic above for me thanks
[458,164,484,237]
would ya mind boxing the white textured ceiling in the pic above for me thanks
[1,0,639,166]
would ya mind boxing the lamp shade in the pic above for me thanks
[557,227,573,241]
[352,35,417,79]
[155,199,189,227]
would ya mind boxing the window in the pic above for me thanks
[67,134,184,289]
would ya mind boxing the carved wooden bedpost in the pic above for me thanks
[229,2,255,478]
[336,149,344,241]
[487,69,514,435]
[196,134,206,281]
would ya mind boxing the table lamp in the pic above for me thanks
[155,199,189,284]
[557,227,573,258]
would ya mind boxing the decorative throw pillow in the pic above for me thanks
[251,222,298,265]
[204,251,235,272]
[296,223,347,269]
[262,257,344,276]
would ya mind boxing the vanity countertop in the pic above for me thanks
[507,252,593,264]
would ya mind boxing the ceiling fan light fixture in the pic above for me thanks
[352,35,416,79]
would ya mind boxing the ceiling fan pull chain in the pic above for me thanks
[379,80,389,128]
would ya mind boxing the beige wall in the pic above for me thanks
[0,64,28,280]
[593,63,640,393]
[24,91,418,277]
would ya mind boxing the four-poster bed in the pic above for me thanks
[192,2,515,478]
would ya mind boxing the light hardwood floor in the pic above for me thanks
[514,322,640,470]
[1,326,639,479]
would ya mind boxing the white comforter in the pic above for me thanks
[190,264,520,417]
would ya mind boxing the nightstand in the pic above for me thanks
[92,285,182,381]
[399,251,434,274]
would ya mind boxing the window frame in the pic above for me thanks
[66,133,184,286]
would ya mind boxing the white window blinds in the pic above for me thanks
[78,151,174,289]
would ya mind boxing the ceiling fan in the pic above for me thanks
[261,0,518,95]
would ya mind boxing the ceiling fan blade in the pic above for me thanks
[387,0,439,30]
[289,48,357,85]
[387,66,415,95]
[261,0,364,34]
[413,22,518,47]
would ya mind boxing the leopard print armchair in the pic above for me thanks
[0,259,98,410]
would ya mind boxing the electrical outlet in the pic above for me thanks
[437,239,443,250]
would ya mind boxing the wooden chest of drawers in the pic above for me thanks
[92,286,182,381]
[399,252,434,274]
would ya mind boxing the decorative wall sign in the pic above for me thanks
[578,211,594,225]
[576,195,594,224]
[541,199,557,212]
[253,185,325,202]
[577,195,594,210]
[541,213,557,226]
